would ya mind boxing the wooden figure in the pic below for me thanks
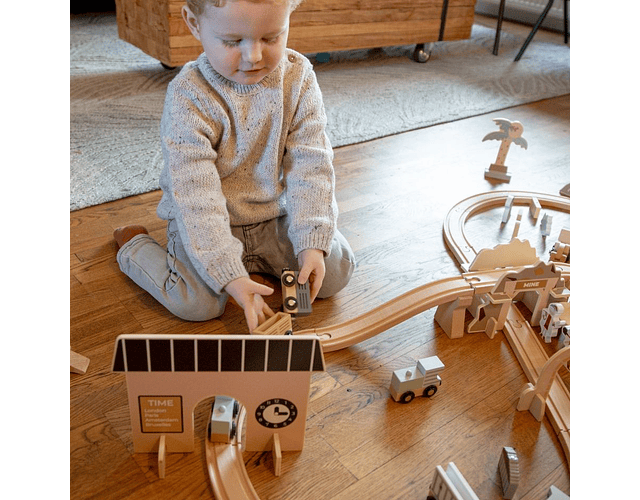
[539,302,570,343]
[540,212,553,237]
[426,462,480,500]
[550,228,570,262]
[483,118,528,183]
[529,197,541,220]
[511,209,523,240]
[550,242,570,263]
[501,195,514,224]
[498,446,520,499]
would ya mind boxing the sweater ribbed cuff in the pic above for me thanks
[294,231,335,259]
[206,257,249,295]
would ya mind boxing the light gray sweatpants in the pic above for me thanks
[117,217,356,321]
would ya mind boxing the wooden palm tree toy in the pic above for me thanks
[482,118,528,183]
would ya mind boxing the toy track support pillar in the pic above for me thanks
[272,433,282,477]
[435,295,473,338]
[158,435,166,479]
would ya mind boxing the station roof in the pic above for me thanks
[112,334,325,373]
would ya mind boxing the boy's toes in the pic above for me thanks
[114,225,149,248]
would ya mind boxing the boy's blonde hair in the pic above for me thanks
[186,0,304,17]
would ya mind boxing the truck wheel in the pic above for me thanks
[423,385,438,398]
[282,272,296,287]
[284,296,298,311]
[399,391,415,404]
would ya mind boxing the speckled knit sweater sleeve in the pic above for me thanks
[156,50,337,294]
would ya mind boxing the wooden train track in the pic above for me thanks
[443,190,570,270]
[205,406,260,500]
[503,306,570,464]
[296,275,474,351]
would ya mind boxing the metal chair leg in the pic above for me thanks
[515,0,555,61]
[564,0,569,44]
[493,0,507,55]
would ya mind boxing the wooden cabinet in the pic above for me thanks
[115,0,477,68]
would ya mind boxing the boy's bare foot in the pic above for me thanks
[114,225,149,248]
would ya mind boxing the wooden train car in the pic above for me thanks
[209,396,240,444]
[281,268,312,316]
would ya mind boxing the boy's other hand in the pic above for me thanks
[297,249,325,302]
[225,277,275,333]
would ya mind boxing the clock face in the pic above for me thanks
[255,399,298,429]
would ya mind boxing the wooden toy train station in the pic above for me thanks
[112,334,325,454]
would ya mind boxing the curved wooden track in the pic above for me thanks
[503,306,570,464]
[205,406,261,500]
[296,276,474,352]
[443,191,570,269]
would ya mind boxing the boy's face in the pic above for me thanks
[183,1,291,86]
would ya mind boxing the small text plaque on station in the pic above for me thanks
[139,396,184,433]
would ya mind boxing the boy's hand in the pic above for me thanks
[297,249,325,302]
[225,277,275,333]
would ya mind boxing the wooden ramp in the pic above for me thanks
[296,276,474,352]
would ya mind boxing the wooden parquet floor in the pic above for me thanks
[71,19,570,500]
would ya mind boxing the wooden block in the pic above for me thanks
[70,349,90,374]
[530,197,541,220]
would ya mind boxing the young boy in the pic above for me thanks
[114,0,356,332]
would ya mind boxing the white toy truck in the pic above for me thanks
[389,355,445,404]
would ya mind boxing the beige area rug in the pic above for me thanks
[70,13,570,211]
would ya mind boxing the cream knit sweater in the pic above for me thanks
[157,50,338,294]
